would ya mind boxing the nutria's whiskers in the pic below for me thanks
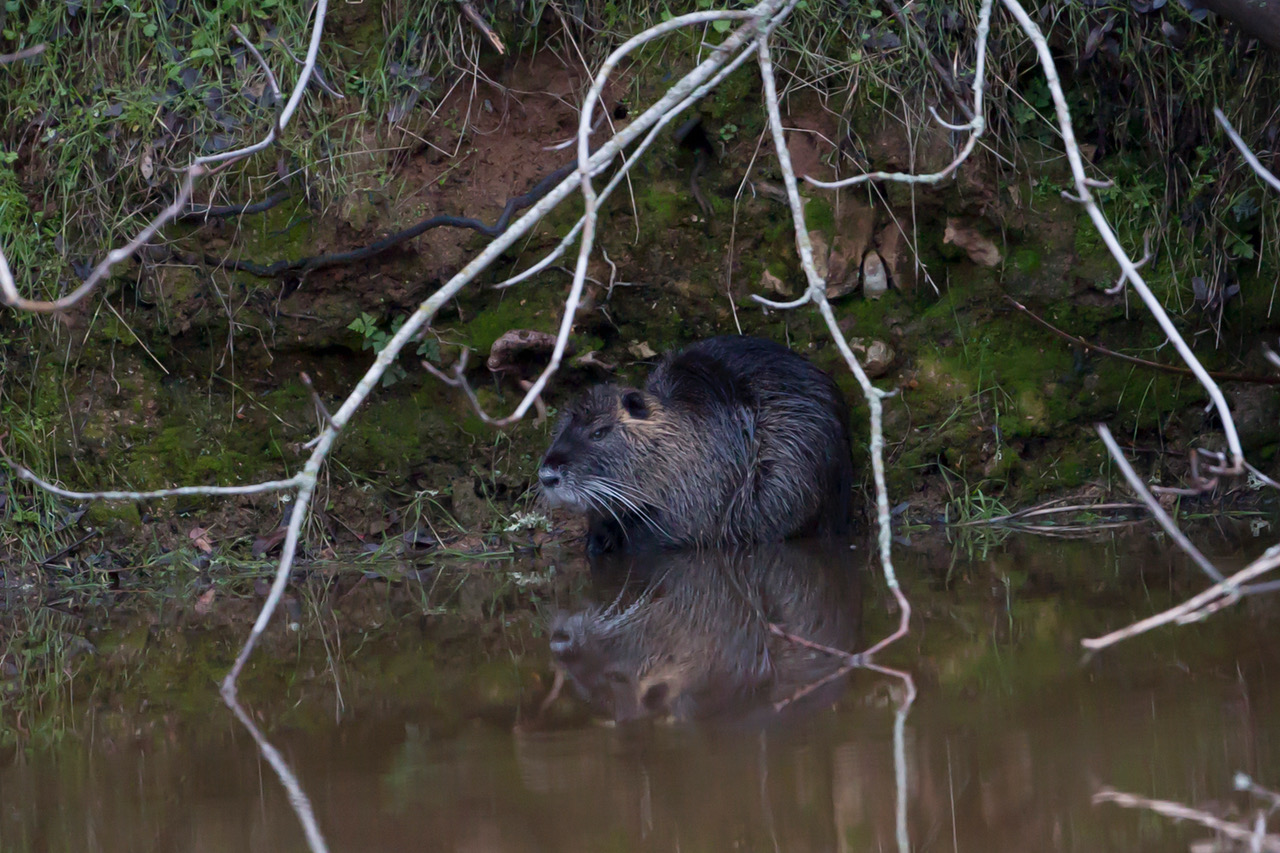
[584,480,663,534]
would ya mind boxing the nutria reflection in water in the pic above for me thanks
[549,541,863,723]
[538,336,855,553]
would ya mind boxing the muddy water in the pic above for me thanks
[3,530,1280,852]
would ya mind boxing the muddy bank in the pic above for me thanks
[2,5,1279,561]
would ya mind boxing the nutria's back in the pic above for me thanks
[539,335,853,552]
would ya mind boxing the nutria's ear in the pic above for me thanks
[621,390,649,419]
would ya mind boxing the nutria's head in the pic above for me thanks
[549,606,685,722]
[538,384,665,513]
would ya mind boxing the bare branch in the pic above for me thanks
[1216,107,1280,194]
[805,0,993,191]
[1082,543,1280,650]
[0,427,302,500]
[1005,295,1280,385]
[459,1,506,55]
[0,43,46,65]
[1095,424,1226,584]
[754,29,911,655]
[1094,787,1280,851]
[231,24,282,104]
[1103,231,1151,295]
[279,0,330,129]
[999,0,1244,471]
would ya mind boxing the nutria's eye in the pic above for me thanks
[590,425,612,440]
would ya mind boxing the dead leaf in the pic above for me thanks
[189,526,213,553]
[573,350,616,372]
[943,218,1002,267]
[252,527,289,558]
[628,340,658,360]
[140,143,155,182]
[761,269,792,297]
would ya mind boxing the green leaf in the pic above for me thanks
[144,22,158,37]
[417,339,441,363]
[712,18,731,32]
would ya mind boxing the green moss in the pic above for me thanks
[802,195,835,234]
[84,501,142,530]
[636,179,685,230]
[457,289,564,353]
[1012,248,1042,275]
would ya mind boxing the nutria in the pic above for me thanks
[549,543,863,723]
[538,335,853,553]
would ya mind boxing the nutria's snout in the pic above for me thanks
[537,446,583,510]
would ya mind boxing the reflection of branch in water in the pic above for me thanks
[223,693,331,853]
[1094,786,1280,852]
[766,626,916,853]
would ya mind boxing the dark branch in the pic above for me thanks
[178,190,296,221]
[173,162,578,278]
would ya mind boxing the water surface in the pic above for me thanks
[3,529,1278,851]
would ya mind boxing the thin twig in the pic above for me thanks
[948,500,1147,527]
[459,1,505,54]
[999,0,1244,472]
[300,372,334,427]
[1095,424,1225,584]
[0,43,46,65]
[231,24,283,104]
[0,431,301,500]
[1082,543,1280,650]
[1094,787,1280,852]
[1216,107,1280,194]
[1103,231,1152,295]
[1005,295,1280,385]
